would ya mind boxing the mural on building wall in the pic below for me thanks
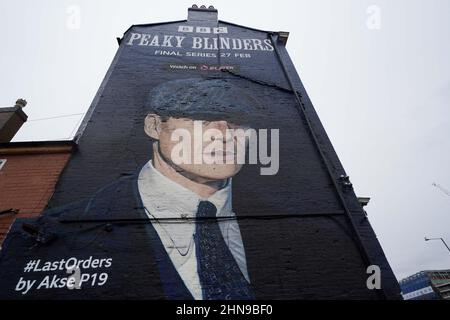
[0,12,401,300]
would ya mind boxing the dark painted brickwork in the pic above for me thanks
[0,16,401,299]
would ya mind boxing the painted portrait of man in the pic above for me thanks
[0,77,272,300]
[135,77,265,299]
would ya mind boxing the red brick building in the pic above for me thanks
[0,101,74,246]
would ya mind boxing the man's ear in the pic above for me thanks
[144,114,162,140]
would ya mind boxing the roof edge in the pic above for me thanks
[0,140,76,149]
[122,19,187,37]
[120,19,284,39]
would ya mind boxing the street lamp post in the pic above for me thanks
[425,237,450,254]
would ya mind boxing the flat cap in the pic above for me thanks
[145,78,269,127]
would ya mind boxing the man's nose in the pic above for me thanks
[209,120,229,132]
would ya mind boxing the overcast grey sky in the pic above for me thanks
[1,0,449,281]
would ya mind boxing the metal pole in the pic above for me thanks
[440,238,450,252]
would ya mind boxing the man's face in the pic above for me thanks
[147,115,249,181]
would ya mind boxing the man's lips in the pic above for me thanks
[202,150,236,162]
[204,150,235,154]
[201,141,239,159]
[203,151,235,159]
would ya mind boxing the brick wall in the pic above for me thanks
[0,144,72,246]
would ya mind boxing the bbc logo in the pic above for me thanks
[178,26,228,34]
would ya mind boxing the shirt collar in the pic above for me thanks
[137,160,233,219]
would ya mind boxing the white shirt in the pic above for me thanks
[137,161,250,300]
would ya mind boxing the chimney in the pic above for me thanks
[0,99,28,143]
[187,4,218,24]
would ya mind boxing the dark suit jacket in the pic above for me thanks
[0,172,385,299]
[0,173,254,299]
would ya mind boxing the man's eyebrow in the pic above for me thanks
[167,117,191,122]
